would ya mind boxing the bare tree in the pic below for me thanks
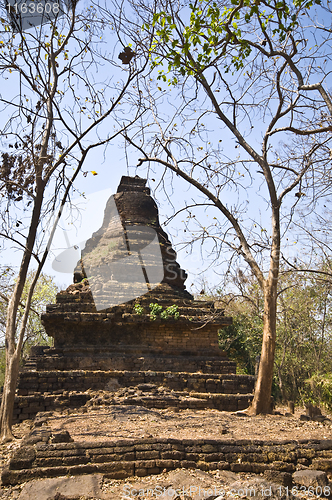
[0,266,15,346]
[111,0,332,413]
[0,1,151,441]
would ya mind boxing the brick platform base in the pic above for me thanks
[13,370,255,422]
[3,422,332,486]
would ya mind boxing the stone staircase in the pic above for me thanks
[14,361,255,422]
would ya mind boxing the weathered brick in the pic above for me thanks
[251,463,269,474]
[201,444,218,453]
[136,451,159,460]
[270,461,296,472]
[135,468,147,477]
[311,458,332,471]
[153,443,171,451]
[160,451,184,460]
[135,460,156,469]
[87,448,114,455]
[204,453,224,462]
[196,461,209,471]
[134,444,155,451]
[91,454,121,463]
[217,461,230,470]
[147,467,160,474]
[230,462,252,472]
[155,459,177,468]
[181,460,196,469]
[114,446,135,453]
[35,456,89,467]
[185,452,200,461]
[103,470,131,479]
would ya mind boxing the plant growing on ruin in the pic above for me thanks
[149,302,163,320]
[141,303,180,320]
[161,304,180,320]
[133,303,144,315]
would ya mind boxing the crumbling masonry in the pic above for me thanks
[14,176,255,421]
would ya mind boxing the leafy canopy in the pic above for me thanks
[144,0,322,83]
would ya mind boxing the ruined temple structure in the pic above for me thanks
[14,176,255,421]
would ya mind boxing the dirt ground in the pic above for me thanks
[46,404,332,443]
[0,405,331,500]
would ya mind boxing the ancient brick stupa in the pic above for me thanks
[41,175,232,365]
[15,176,254,420]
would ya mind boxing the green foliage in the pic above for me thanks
[19,273,58,356]
[149,302,164,320]
[161,304,180,320]
[150,303,179,320]
[145,0,321,83]
[133,303,144,315]
[0,272,58,388]
[219,263,332,403]
[219,311,262,375]
[304,373,332,410]
[274,266,332,402]
[133,303,180,320]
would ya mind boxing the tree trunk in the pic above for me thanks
[249,278,277,414]
[0,349,20,442]
[277,364,286,403]
[0,189,44,442]
[277,335,287,403]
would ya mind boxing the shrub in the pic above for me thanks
[133,303,144,315]
[132,303,180,321]
[149,302,163,320]
[304,373,332,410]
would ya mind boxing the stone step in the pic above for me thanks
[110,393,254,412]
[3,434,332,486]
[22,361,37,370]
[12,386,254,423]
[26,347,236,373]
[17,369,255,396]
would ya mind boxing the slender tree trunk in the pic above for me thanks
[277,333,288,403]
[0,350,20,442]
[277,365,286,403]
[0,189,44,442]
[249,277,278,414]
[0,151,90,442]
[247,202,280,414]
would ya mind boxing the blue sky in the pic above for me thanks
[0,0,247,293]
[0,0,331,298]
